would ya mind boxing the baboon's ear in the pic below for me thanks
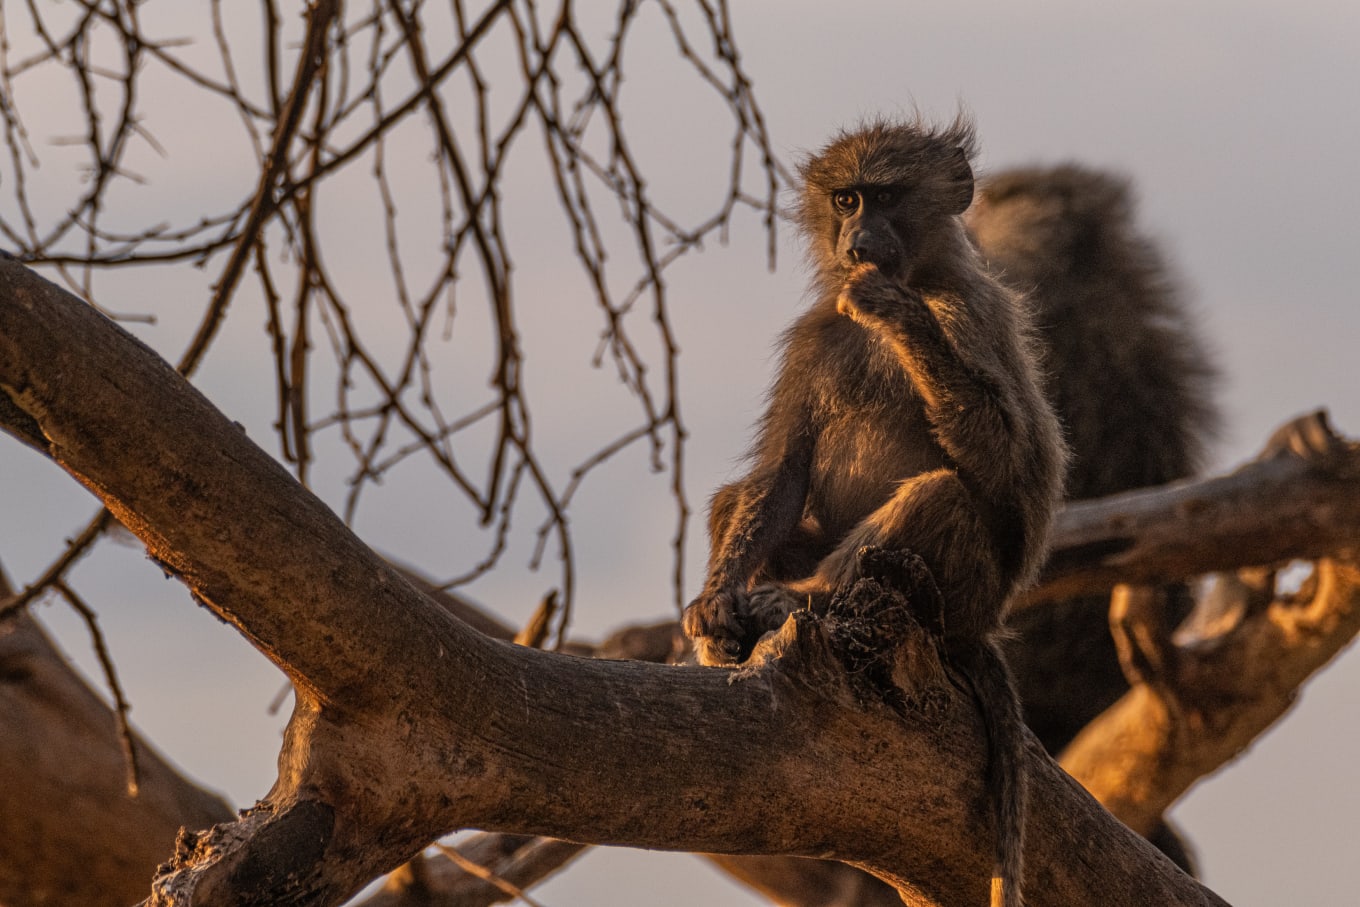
[944,147,975,214]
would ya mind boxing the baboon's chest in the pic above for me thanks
[806,340,947,533]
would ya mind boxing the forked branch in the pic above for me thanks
[0,255,1225,906]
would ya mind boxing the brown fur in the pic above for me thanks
[684,117,1068,907]
[968,165,1217,501]
[968,165,1218,875]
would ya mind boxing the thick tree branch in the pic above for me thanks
[1029,414,1360,605]
[12,419,1355,907]
[1061,558,1360,836]
[0,561,595,907]
[1,254,1224,905]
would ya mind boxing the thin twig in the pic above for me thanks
[433,842,551,907]
[0,508,113,622]
[53,580,141,797]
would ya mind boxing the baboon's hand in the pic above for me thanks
[836,262,911,323]
[683,587,748,666]
[745,583,801,629]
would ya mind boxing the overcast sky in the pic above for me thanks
[2,2,1358,905]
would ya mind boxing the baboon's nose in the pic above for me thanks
[848,233,877,264]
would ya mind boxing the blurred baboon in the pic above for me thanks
[684,117,1069,907]
[968,164,1219,873]
[968,165,1216,502]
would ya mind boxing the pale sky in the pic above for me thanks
[2,2,1358,904]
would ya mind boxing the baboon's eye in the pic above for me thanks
[873,188,899,207]
[831,190,859,214]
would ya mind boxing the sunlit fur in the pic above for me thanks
[685,116,1067,907]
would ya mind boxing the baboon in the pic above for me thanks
[967,164,1218,872]
[684,117,1069,907]
[968,165,1216,503]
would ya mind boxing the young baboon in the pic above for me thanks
[684,117,1068,907]
[968,165,1218,873]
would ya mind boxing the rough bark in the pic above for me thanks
[1007,410,1360,842]
[0,244,1231,904]
[1061,558,1360,836]
[0,562,598,907]
[9,435,1358,907]
[1029,414,1360,604]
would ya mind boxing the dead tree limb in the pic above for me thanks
[0,240,1225,906]
[1030,414,1360,604]
[8,412,1355,907]
[1061,558,1360,837]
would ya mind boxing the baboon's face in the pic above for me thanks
[799,127,975,282]
[827,184,909,276]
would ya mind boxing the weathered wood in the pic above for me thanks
[1029,417,1360,604]
[1061,560,1360,836]
[2,238,1229,905]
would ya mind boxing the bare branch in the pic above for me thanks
[1061,558,1360,837]
[1028,410,1360,605]
[176,0,339,377]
